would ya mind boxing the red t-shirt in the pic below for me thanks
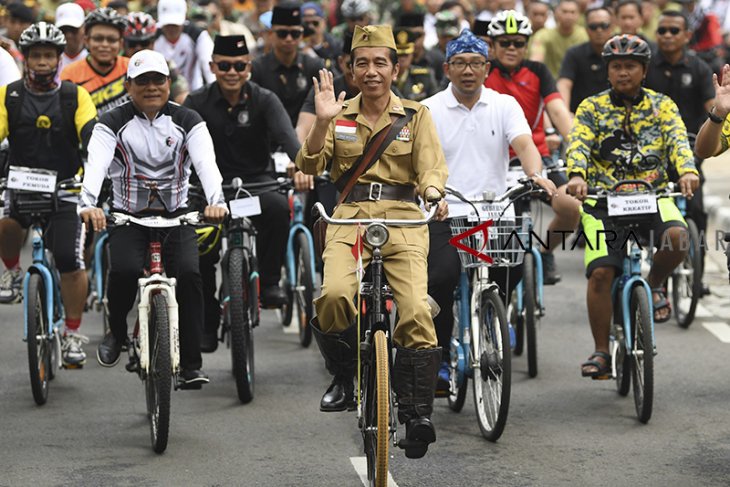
[485,59,562,157]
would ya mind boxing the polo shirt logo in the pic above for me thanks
[681,73,692,87]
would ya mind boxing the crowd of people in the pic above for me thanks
[1,0,730,459]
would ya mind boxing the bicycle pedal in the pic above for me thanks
[176,381,203,391]
[62,363,83,370]
[125,360,139,373]
[591,374,611,381]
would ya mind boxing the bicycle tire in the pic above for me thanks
[672,218,702,328]
[511,291,524,356]
[102,240,111,336]
[27,273,51,405]
[523,253,538,378]
[472,288,511,442]
[250,254,261,328]
[279,264,293,327]
[448,314,468,412]
[630,286,654,423]
[146,292,171,453]
[295,232,314,348]
[229,248,254,403]
[365,330,389,487]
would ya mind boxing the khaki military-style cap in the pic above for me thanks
[351,24,397,51]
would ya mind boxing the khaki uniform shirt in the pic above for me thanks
[295,91,448,246]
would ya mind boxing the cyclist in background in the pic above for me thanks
[55,3,88,74]
[123,12,189,103]
[0,23,97,367]
[566,35,698,378]
[61,7,130,114]
[184,35,300,352]
[80,50,227,388]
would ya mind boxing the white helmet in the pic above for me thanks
[487,10,533,37]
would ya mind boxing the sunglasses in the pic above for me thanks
[60,26,80,35]
[657,26,682,35]
[215,60,248,72]
[125,39,153,49]
[274,28,303,39]
[89,34,121,44]
[587,22,611,31]
[132,73,168,86]
[304,20,320,27]
[497,39,527,49]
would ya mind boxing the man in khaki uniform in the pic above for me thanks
[295,24,448,460]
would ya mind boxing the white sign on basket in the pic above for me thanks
[7,166,57,193]
[607,194,658,216]
[273,151,290,174]
[229,196,262,218]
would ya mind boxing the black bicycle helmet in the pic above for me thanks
[84,7,128,33]
[602,34,651,64]
[18,22,67,55]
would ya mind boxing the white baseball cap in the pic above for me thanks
[127,50,170,79]
[157,0,187,27]
[55,3,85,29]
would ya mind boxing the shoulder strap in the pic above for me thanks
[4,80,25,132]
[59,81,79,142]
[335,107,417,204]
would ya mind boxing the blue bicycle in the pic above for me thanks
[590,180,681,424]
[2,167,79,405]
[669,195,702,328]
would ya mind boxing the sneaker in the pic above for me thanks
[97,332,124,367]
[261,285,287,308]
[541,252,562,285]
[0,268,23,304]
[62,332,89,368]
[435,362,450,397]
[178,368,210,390]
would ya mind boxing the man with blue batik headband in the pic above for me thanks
[422,29,557,394]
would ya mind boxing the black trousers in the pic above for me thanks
[200,178,289,333]
[427,221,522,360]
[107,224,203,370]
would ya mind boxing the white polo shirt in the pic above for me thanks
[422,84,531,217]
[0,47,20,86]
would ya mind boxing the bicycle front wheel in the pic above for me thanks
[146,292,171,453]
[364,330,390,487]
[671,218,702,328]
[447,313,468,412]
[523,252,538,378]
[294,231,314,348]
[27,273,51,405]
[472,287,511,442]
[228,248,254,404]
[630,286,653,423]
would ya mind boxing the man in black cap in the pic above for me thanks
[5,3,35,45]
[251,2,324,126]
[394,28,438,101]
[184,35,301,351]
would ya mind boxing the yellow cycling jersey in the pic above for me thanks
[567,88,698,189]
[720,116,730,153]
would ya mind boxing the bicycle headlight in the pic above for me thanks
[365,223,389,248]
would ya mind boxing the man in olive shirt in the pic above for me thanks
[529,0,588,78]
[185,35,300,351]
[296,25,448,460]
[251,2,323,126]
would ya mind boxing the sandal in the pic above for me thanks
[652,287,672,324]
[581,351,611,378]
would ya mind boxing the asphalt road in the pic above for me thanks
[3,221,730,487]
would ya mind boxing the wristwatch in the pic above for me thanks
[544,127,557,136]
[708,106,726,124]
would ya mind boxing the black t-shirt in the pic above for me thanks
[645,50,715,135]
[183,81,300,181]
[558,42,608,113]
[251,51,324,127]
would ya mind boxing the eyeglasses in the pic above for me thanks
[89,34,121,44]
[215,60,248,72]
[657,26,682,36]
[587,22,611,31]
[125,39,153,49]
[304,20,320,27]
[448,60,488,71]
[497,39,527,49]
[274,28,304,39]
[132,73,168,86]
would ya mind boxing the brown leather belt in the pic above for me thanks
[344,183,417,203]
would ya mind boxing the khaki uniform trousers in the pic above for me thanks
[315,224,438,350]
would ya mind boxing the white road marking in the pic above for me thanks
[702,321,730,343]
[694,303,711,318]
[350,456,399,487]
[273,310,298,334]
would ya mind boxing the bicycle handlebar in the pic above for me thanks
[585,180,683,199]
[107,211,202,228]
[313,201,438,226]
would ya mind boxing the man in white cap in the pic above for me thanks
[55,2,88,73]
[154,0,215,90]
[79,50,227,388]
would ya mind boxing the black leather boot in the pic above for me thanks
[392,347,442,459]
[310,318,358,412]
